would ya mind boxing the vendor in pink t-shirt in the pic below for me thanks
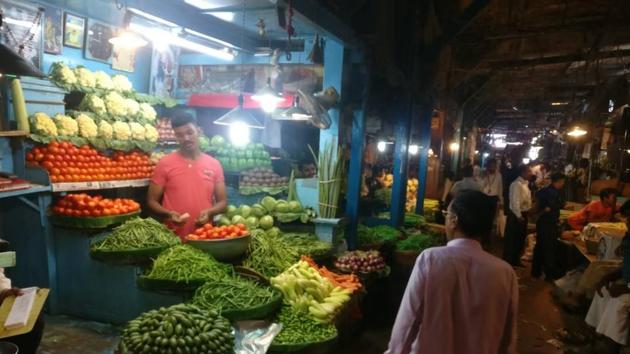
[147,112,227,239]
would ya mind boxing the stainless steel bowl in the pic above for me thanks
[187,234,251,261]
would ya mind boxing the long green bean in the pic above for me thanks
[146,245,232,283]
[91,217,179,251]
[243,230,300,278]
[192,276,276,312]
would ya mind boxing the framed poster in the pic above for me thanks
[111,42,136,72]
[84,19,114,63]
[150,45,180,98]
[0,0,44,68]
[63,12,85,48]
[41,3,62,54]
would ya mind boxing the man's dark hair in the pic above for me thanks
[518,164,530,176]
[450,190,496,239]
[620,200,630,217]
[551,172,566,183]
[461,165,473,178]
[486,158,497,167]
[600,187,618,200]
[171,112,197,129]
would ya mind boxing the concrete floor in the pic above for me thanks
[36,247,607,354]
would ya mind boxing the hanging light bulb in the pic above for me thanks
[567,126,587,137]
[214,94,264,129]
[377,141,387,152]
[252,78,284,113]
[229,122,250,147]
[109,30,148,49]
[409,145,419,155]
[449,142,460,152]
[275,95,312,121]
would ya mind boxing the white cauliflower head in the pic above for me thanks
[76,114,98,138]
[125,98,140,117]
[54,114,79,136]
[144,124,158,142]
[129,122,146,140]
[104,92,127,117]
[112,121,131,141]
[97,120,113,139]
[74,67,96,88]
[94,71,114,90]
[50,62,77,85]
[79,93,107,116]
[111,75,132,92]
[139,103,157,121]
[31,112,58,137]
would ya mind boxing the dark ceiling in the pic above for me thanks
[316,0,630,136]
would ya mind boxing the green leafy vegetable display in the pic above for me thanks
[395,232,444,252]
[278,233,332,258]
[357,224,401,246]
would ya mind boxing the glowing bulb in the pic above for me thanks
[377,141,386,152]
[483,152,490,158]
[449,142,460,152]
[109,31,148,49]
[522,158,531,164]
[428,148,434,156]
[475,150,479,155]
[409,145,419,155]
[260,99,278,113]
[567,126,587,137]
[229,122,250,147]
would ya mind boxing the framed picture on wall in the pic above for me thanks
[84,19,114,63]
[63,12,85,48]
[111,37,136,73]
[41,4,62,55]
[0,0,44,68]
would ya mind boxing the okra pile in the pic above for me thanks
[121,303,233,354]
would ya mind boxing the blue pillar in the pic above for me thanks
[345,107,366,250]
[319,39,344,153]
[390,99,412,227]
[415,100,433,214]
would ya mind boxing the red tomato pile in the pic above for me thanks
[26,142,154,183]
[186,223,249,241]
[52,194,140,217]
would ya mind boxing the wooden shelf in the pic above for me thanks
[0,131,28,137]
[51,179,150,192]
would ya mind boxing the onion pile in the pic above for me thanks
[334,250,386,274]
[241,167,288,188]
[157,118,175,141]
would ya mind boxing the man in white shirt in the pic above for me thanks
[450,166,481,198]
[482,159,504,241]
[503,164,533,267]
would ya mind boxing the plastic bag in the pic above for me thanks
[234,320,282,354]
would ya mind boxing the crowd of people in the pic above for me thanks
[385,156,630,353]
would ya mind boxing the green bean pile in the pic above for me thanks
[273,306,337,345]
[146,245,232,283]
[91,217,180,251]
[279,233,331,257]
[243,230,300,278]
[192,276,277,312]
[121,303,234,354]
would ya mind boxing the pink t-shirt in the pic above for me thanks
[151,152,225,238]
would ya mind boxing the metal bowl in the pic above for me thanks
[187,235,251,261]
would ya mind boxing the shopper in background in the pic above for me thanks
[147,112,227,239]
[300,161,317,178]
[532,173,566,280]
[386,190,518,354]
[575,158,590,203]
[503,164,533,267]
[449,165,481,198]
[567,188,619,231]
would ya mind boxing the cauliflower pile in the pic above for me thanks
[125,98,140,117]
[139,103,157,121]
[104,92,127,117]
[31,112,58,137]
[144,124,158,142]
[50,62,77,85]
[129,122,146,141]
[76,114,98,138]
[112,75,132,92]
[74,67,96,88]
[94,71,114,90]
[79,94,107,116]
[112,121,131,141]
[54,114,79,136]
[98,121,113,139]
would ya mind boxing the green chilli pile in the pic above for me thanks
[146,245,231,283]
[272,306,337,346]
[243,230,300,278]
[121,303,233,354]
[192,276,277,313]
[91,217,180,251]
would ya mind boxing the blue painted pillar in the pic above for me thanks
[345,107,366,250]
[415,100,434,214]
[319,39,344,153]
[390,97,412,227]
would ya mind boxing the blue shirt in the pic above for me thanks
[535,185,565,222]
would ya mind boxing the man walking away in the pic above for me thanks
[532,173,566,280]
[503,164,533,267]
